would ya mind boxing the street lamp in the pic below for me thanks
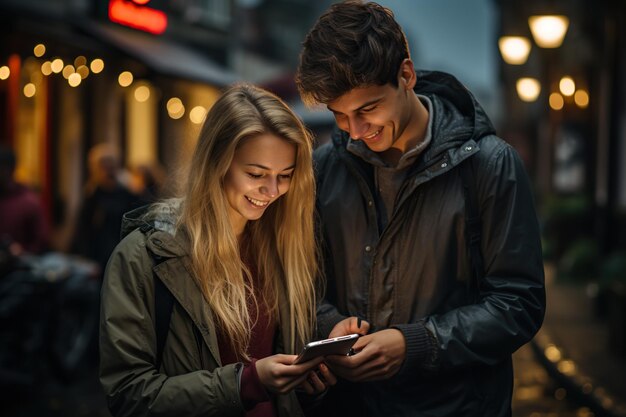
[559,76,576,96]
[498,36,532,65]
[516,77,541,102]
[549,92,564,110]
[528,15,569,48]
[574,89,589,108]
[498,11,571,201]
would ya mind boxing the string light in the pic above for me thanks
[33,44,46,57]
[0,66,9,80]
[167,97,185,119]
[23,83,36,97]
[189,106,207,124]
[118,71,134,87]
[68,73,82,87]
[90,58,105,74]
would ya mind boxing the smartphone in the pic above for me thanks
[293,334,360,364]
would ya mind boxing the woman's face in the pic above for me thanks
[223,133,296,236]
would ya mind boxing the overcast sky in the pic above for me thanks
[377,0,500,119]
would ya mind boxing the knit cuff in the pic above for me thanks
[240,359,270,410]
[391,322,438,376]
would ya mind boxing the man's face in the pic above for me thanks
[326,62,420,156]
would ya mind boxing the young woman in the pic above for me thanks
[99,84,334,417]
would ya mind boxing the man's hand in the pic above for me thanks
[324,328,406,382]
[255,354,323,394]
[328,316,370,338]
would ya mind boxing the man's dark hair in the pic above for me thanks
[296,0,410,106]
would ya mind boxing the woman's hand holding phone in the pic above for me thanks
[298,362,337,395]
[254,316,371,395]
[255,354,324,394]
[291,315,370,394]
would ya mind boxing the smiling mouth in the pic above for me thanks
[246,196,269,207]
[362,128,382,141]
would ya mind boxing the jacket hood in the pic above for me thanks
[415,70,495,163]
[120,199,181,239]
[331,70,496,166]
[120,199,190,259]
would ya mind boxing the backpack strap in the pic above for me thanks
[140,223,175,370]
[460,157,485,298]
[152,253,174,370]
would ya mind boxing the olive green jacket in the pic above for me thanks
[99,207,305,417]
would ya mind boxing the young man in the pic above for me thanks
[295,1,546,416]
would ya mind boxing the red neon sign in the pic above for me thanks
[108,0,168,35]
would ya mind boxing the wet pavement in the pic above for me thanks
[2,374,110,416]
[527,268,626,417]
[513,342,584,417]
[0,345,596,417]
[3,265,624,416]
[1,359,110,417]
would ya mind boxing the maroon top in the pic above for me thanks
[217,256,277,417]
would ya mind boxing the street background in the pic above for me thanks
[1,1,625,416]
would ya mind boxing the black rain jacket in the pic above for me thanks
[313,70,546,417]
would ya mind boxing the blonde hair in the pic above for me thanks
[179,84,317,358]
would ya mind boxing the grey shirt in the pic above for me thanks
[347,94,433,228]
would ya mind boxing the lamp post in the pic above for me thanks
[528,14,569,198]
[498,5,572,200]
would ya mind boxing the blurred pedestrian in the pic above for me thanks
[0,145,49,255]
[128,162,166,204]
[99,84,335,417]
[71,143,142,274]
[296,1,546,416]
